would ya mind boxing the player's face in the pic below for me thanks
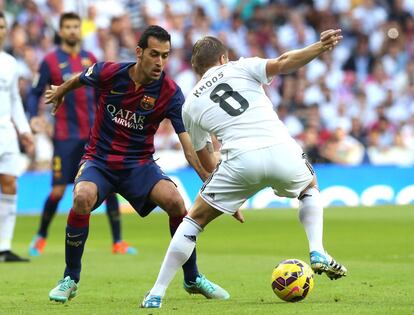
[138,37,170,81]
[59,19,81,47]
[0,18,6,47]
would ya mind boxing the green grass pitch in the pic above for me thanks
[1,206,413,314]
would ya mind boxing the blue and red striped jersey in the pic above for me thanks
[79,61,186,169]
[27,47,96,140]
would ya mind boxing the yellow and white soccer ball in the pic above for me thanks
[271,258,314,302]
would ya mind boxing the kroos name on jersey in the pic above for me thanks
[193,72,224,98]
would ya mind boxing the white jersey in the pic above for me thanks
[0,51,31,154]
[183,57,292,160]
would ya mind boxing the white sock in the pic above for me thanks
[0,194,17,252]
[149,216,203,297]
[298,187,325,253]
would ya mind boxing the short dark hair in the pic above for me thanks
[191,36,227,76]
[59,12,81,29]
[138,25,171,49]
[0,12,5,20]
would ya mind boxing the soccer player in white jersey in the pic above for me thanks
[142,29,347,308]
[0,12,34,262]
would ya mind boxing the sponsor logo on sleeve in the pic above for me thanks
[85,64,95,77]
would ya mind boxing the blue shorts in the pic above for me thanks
[74,160,171,217]
[52,139,87,186]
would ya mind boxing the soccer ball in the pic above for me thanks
[271,259,314,302]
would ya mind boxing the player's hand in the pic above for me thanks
[320,29,342,51]
[45,85,64,115]
[20,132,35,157]
[232,209,245,223]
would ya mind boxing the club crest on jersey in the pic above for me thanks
[58,62,68,69]
[81,58,93,67]
[140,95,156,110]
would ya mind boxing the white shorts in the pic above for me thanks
[200,141,314,214]
[0,152,24,177]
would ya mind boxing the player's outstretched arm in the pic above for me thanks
[266,29,342,77]
[45,73,84,115]
[178,132,212,181]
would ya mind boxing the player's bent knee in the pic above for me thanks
[73,190,95,214]
[51,192,64,201]
[0,176,17,194]
[51,186,66,200]
[2,182,16,195]
[164,195,186,217]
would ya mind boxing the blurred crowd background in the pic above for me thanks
[2,0,414,170]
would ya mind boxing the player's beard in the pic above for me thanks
[63,37,80,47]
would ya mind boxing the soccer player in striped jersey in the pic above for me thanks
[27,12,136,257]
[46,25,228,303]
[142,32,348,308]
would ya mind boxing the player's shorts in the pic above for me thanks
[52,139,88,186]
[200,140,314,215]
[0,129,24,177]
[0,152,23,177]
[74,159,171,217]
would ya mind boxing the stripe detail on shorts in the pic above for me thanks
[199,192,235,215]
[302,153,315,175]
[200,160,222,193]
